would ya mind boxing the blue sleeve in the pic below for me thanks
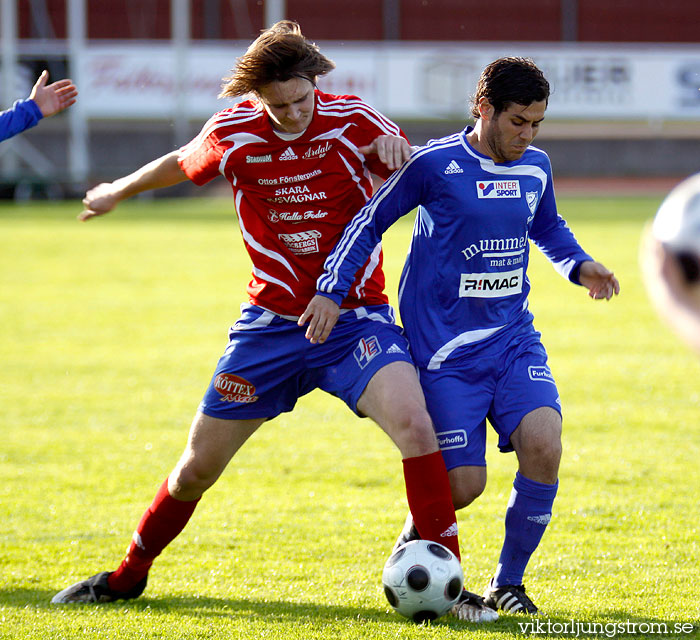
[317,153,427,304]
[0,99,43,142]
[530,172,593,284]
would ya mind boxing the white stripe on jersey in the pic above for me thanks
[308,122,353,141]
[318,106,401,137]
[338,152,372,201]
[234,189,298,280]
[351,304,395,324]
[353,241,382,299]
[179,106,264,160]
[427,325,506,370]
[317,96,401,136]
[543,254,577,280]
[398,262,409,308]
[415,204,435,237]
[217,131,268,176]
[252,265,296,298]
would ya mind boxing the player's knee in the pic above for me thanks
[523,437,561,474]
[516,433,562,484]
[451,482,485,510]
[449,468,486,509]
[513,408,562,466]
[392,408,439,457]
[169,460,219,499]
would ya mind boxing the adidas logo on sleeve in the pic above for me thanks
[444,160,464,174]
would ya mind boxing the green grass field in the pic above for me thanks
[1,196,698,640]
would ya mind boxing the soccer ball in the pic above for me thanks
[653,172,700,282]
[382,540,464,623]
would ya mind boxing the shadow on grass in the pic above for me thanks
[3,587,493,631]
[4,588,698,635]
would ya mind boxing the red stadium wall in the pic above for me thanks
[286,0,384,40]
[577,0,700,43]
[14,0,700,42]
[18,0,66,37]
[399,0,562,41]
[190,0,265,40]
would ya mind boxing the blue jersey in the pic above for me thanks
[0,99,42,142]
[317,127,592,370]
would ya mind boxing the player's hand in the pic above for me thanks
[78,182,123,221]
[298,294,340,344]
[578,260,620,300]
[358,135,413,171]
[29,70,78,118]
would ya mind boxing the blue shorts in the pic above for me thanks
[418,321,562,470]
[199,303,414,420]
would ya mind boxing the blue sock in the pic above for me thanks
[493,472,558,587]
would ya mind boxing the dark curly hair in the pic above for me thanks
[470,57,550,119]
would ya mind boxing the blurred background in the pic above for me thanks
[1,0,699,199]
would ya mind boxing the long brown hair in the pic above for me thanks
[219,21,335,98]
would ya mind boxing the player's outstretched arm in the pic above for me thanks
[578,260,621,300]
[298,294,341,344]
[79,151,189,221]
[357,135,413,172]
[29,70,78,118]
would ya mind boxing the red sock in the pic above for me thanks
[108,478,200,592]
[402,451,460,560]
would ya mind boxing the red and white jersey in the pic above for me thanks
[178,89,405,316]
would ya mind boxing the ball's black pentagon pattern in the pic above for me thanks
[384,585,399,608]
[427,543,451,559]
[406,566,430,591]
[412,610,438,624]
[446,577,462,600]
[385,547,406,567]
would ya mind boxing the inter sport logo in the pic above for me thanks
[476,180,521,199]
